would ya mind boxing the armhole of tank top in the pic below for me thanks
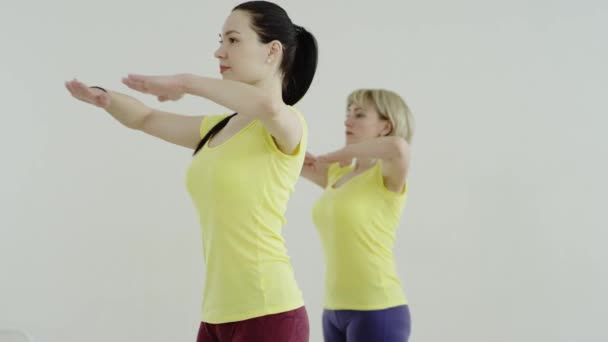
[261,107,306,159]
[376,161,407,197]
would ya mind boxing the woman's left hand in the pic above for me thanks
[122,74,188,102]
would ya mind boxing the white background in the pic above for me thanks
[1,0,607,341]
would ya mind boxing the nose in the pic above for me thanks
[344,116,354,128]
[214,45,226,59]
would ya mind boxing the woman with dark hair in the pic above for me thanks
[65,2,317,341]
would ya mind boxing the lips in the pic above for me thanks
[220,66,231,73]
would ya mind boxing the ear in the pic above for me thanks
[381,121,393,136]
[266,40,283,64]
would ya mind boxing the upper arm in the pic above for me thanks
[139,110,205,149]
[258,104,304,155]
[381,137,411,193]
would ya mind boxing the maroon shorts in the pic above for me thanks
[196,306,309,342]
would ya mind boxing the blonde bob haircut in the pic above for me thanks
[347,89,415,143]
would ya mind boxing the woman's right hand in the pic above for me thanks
[301,152,330,188]
[65,79,111,109]
[303,152,319,171]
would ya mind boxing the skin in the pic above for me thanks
[65,10,302,154]
[302,103,410,193]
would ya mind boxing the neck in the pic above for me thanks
[252,74,284,103]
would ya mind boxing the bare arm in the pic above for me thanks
[181,75,302,155]
[301,152,330,188]
[66,79,204,149]
[122,74,303,155]
[318,137,410,193]
[137,107,204,149]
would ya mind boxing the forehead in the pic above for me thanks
[348,102,377,113]
[222,10,254,35]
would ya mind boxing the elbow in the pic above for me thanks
[258,95,283,120]
[388,136,410,160]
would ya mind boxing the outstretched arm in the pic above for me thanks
[122,73,302,155]
[318,137,410,193]
[65,79,204,149]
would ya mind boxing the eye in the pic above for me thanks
[355,112,365,118]
[218,37,237,44]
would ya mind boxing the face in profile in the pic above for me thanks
[344,103,392,144]
[214,10,277,85]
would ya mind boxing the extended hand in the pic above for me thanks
[122,74,186,102]
[303,152,319,170]
[65,79,111,109]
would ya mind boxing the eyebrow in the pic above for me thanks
[219,30,241,37]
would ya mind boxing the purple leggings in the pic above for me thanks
[322,305,411,342]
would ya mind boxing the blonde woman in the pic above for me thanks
[302,89,414,342]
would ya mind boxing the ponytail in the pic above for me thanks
[233,2,319,105]
[282,26,318,105]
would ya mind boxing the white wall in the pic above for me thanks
[1,0,607,341]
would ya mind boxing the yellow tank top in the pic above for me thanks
[185,108,306,323]
[312,161,408,310]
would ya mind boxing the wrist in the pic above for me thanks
[90,86,107,93]
[178,73,195,94]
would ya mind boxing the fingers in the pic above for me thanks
[65,79,81,94]
[71,79,89,94]
[125,74,147,86]
[338,159,352,167]
[303,152,319,170]
[317,155,345,166]
[65,81,75,94]
[65,79,95,102]
[317,154,332,163]
[317,151,349,165]
[122,74,153,93]
[122,77,146,92]
[65,79,112,109]
[126,73,145,81]
[302,158,317,170]
[304,152,317,163]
